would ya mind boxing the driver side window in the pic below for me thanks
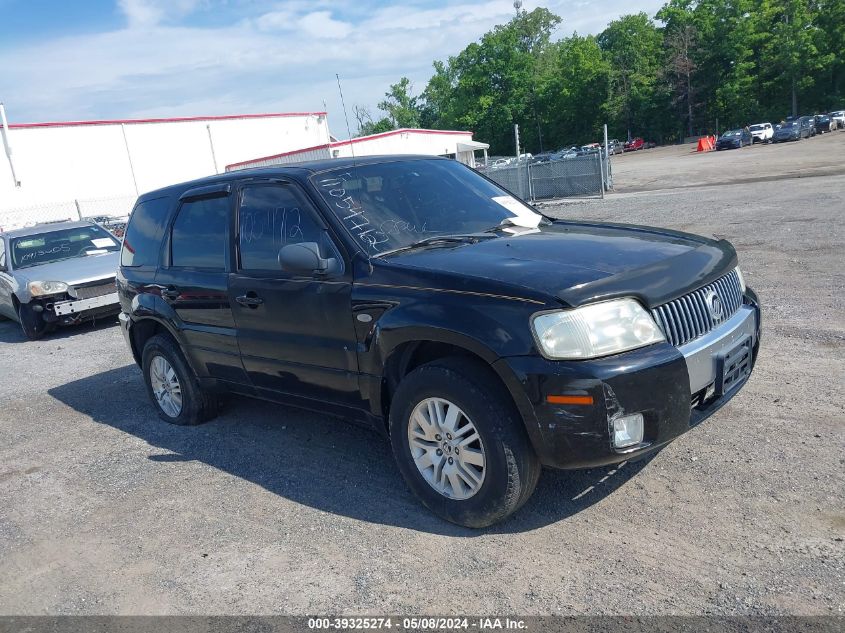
[238,184,335,272]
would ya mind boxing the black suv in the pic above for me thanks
[117,156,761,527]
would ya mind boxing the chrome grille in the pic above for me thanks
[651,269,743,347]
[73,280,116,300]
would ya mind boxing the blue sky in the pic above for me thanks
[0,1,665,136]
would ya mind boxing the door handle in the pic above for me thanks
[236,293,264,308]
[161,287,180,300]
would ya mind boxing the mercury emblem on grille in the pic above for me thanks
[705,289,724,321]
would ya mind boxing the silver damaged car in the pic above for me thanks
[0,220,121,339]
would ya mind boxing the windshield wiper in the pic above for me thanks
[376,234,485,258]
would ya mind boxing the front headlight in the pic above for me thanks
[532,298,665,360]
[28,281,69,296]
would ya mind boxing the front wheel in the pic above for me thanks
[17,303,52,340]
[142,334,218,425]
[389,357,540,528]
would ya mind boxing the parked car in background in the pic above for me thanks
[550,148,578,160]
[772,119,811,142]
[624,137,645,152]
[805,116,818,137]
[815,114,837,133]
[116,155,760,527]
[608,139,625,155]
[0,220,121,340]
[716,128,752,150]
[830,111,845,128]
[578,144,601,157]
[749,123,773,143]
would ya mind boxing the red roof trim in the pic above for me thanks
[8,112,327,130]
[226,143,333,170]
[225,128,474,170]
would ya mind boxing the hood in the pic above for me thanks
[13,252,120,287]
[375,221,737,309]
[775,127,799,136]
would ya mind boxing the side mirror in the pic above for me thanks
[278,242,339,276]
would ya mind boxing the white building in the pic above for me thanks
[226,128,490,172]
[0,111,331,226]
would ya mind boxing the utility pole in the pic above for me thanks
[514,123,521,158]
[0,102,21,188]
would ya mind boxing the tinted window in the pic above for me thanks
[121,196,171,267]
[238,185,325,271]
[171,195,229,269]
[11,225,121,269]
[0,238,6,269]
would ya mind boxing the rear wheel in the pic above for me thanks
[142,334,218,425]
[389,357,540,528]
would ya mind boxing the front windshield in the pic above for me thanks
[749,125,764,131]
[722,130,741,137]
[311,159,543,255]
[781,121,797,129]
[818,116,829,122]
[11,225,120,269]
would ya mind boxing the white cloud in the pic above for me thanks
[256,10,298,31]
[118,0,207,28]
[0,0,667,131]
[298,11,353,39]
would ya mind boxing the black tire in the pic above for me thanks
[141,333,218,425]
[389,357,540,528]
[17,302,51,340]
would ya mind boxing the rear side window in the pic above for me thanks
[121,196,171,267]
[171,196,229,270]
[238,185,326,271]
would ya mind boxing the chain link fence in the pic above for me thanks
[479,152,610,201]
[0,195,135,235]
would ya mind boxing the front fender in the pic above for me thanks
[365,293,538,373]
[355,290,544,439]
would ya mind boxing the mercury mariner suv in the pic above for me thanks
[117,156,761,527]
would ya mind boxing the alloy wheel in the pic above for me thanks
[407,397,486,500]
[149,355,183,418]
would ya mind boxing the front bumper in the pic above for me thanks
[53,293,119,317]
[40,293,120,325]
[495,291,761,469]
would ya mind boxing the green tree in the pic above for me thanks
[418,7,561,154]
[815,0,845,104]
[378,77,421,129]
[353,104,393,137]
[598,13,665,140]
[663,23,699,137]
[756,0,831,117]
[539,34,611,147]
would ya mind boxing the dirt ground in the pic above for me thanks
[0,132,843,616]
[611,129,845,192]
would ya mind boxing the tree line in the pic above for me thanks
[355,1,844,155]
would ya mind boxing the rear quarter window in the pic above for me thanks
[121,196,172,267]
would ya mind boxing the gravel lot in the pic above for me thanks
[1,133,843,616]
